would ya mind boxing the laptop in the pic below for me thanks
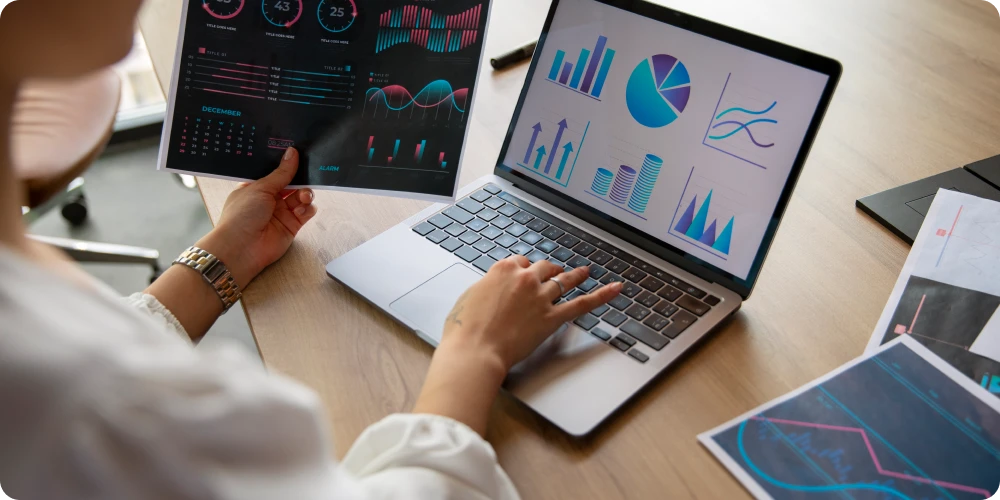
[328,0,842,436]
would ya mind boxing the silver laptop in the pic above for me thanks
[328,0,841,436]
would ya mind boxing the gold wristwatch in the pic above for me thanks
[173,246,242,313]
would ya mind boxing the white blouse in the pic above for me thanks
[0,247,519,500]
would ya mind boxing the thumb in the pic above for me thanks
[255,147,299,194]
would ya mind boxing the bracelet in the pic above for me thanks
[172,246,242,313]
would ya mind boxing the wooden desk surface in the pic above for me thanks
[139,1,1000,497]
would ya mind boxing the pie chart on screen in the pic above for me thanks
[625,54,691,128]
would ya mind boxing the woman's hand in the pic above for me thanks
[442,257,622,372]
[413,256,622,435]
[197,147,317,288]
[147,148,317,341]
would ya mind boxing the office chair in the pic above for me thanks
[15,70,163,282]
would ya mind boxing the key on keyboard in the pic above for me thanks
[444,206,474,224]
[454,246,480,262]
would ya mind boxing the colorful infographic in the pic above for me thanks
[514,113,590,187]
[375,4,483,53]
[500,0,831,280]
[703,73,782,170]
[702,338,1000,500]
[585,154,663,220]
[363,79,468,122]
[546,35,617,100]
[668,166,743,259]
[625,54,691,128]
[163,0,491,199]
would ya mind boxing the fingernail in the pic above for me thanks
[294,206,306,216]
[284,147,296,161]
[612,282,623,291]
[307,190,315,202]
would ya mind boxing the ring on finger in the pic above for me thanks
[549,276,566,296]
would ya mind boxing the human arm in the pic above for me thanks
[144,147,316,341]
[413,257,623,435]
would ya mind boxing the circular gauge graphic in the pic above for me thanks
[262,0,303,28]
[317,0,358,33]
[203,0,245,19]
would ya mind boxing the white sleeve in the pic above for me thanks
[1,295,519,500]
[123,292,190,341]
[342,414,520,500]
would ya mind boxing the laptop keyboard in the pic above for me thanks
[412,184,721,364]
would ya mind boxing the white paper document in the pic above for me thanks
[866,189,1000,396]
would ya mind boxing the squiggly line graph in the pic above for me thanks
[716,101,777,119]
[364,80,469,113]
[737,420,912,499]
[748,416,993,497]
[709,118,778,147]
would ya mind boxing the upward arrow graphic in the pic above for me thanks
[533,145,547,171]
[555,142,574,179]
[544,119,568,174]
[524,123,542,164]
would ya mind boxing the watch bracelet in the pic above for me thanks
[172,246,242,313]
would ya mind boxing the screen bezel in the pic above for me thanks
[493,0,842,299]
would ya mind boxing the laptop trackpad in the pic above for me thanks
[390,264,482,345]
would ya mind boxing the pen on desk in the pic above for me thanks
[491,40,538,70]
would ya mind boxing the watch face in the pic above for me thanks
[317,0,358,33]
[262,0,303,28]
[203,0,245,19]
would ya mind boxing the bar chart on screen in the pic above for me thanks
[545,35,616,101]
[514,113,589,187]
[585,154,663,221]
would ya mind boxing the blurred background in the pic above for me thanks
[25,31,259,360]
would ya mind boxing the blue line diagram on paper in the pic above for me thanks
[514,111,589,188]
[703,73,781,170]
[706,342,1000,500]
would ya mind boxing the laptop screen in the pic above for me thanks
[498,0,834,285]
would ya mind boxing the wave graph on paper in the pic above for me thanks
[363,80,468,122]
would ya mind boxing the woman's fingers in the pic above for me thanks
[255,147,299,195]
[553,266,590,290]
[554,282,623,320]
[507,255,531,269]
[282,188,314,210]
[293,202,318,223]
[532,261,590,302]
[528,260,564,281]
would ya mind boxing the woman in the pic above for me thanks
[0,1,622,499]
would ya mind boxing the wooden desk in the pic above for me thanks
[139,1,1000,497]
